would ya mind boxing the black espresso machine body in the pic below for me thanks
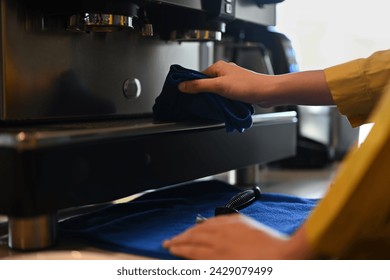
[0,0,276,122]
[1,0,201,122]
[0,0,297,252]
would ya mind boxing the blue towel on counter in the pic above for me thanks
[152,64,255,133]
[59,180,319,259]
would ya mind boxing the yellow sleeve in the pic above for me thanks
[305,87,390,258]
[324,50,390,127]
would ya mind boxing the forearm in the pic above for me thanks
[259,70,335,107]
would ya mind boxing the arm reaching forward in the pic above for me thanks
[178,61,335,107]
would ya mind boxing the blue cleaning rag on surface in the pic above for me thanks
[152,64,255,133]
[59,180,319,259]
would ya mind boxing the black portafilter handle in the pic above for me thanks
[215,186,262,216]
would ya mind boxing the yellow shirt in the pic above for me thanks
[305,50,390,259]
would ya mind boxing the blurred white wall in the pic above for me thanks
[273,1,390,150]
[274,0,390,70]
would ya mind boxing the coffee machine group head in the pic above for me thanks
[28,0,237,40]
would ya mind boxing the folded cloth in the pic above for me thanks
[152,64,255,133]
[59,180,319,259]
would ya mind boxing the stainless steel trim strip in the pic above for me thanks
[0,111,297,150]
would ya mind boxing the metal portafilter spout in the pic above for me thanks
[67,13,135,32]
[169,21,225,42]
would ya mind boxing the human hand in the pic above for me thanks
[178,61,334,107]
[163,214,299,260]
[178,61,273,106]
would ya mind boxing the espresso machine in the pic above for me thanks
[0,0,297,253]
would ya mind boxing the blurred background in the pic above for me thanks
[275,0,390,150]
[275,0,390,69]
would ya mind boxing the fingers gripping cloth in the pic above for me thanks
[152,64,255,133]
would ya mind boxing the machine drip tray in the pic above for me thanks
[0,112,297,249]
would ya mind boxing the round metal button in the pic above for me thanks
[123,78,141,99]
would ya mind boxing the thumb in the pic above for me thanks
[178,78,221,94]
[178,81,193,93]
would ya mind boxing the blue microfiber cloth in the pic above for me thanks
[152,64,255,133]
[59,180,319,259]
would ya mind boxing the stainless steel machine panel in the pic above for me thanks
[0,0,276,122]
[0,0,200,122]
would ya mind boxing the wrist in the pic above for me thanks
[253,74,281,107]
